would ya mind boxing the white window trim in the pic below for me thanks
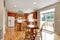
[40,8,55,14]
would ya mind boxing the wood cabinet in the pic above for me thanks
[8,11,38,31]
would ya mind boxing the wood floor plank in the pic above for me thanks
[4,28,25,40]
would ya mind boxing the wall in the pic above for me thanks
[37,10,40,28]
[55,2,60,35]
[54,3,60,40]
[0,0,7,40]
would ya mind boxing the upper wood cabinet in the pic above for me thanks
[7,11,38,31]
[33,11,37,19]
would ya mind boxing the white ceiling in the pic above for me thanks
[5,0,60,13]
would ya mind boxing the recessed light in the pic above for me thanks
[14,5,17,7]
[33,2,37,5]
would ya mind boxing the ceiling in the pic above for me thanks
[5,0,60,13]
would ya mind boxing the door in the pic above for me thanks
[40,8,55,40]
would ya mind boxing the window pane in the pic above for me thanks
[45,12,54,21]
[40,15,45,21]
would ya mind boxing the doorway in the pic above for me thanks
[40,8,55,40]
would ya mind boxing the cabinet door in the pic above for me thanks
[33,12,37,19]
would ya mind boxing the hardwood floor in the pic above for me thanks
[4,27,60,40]
[4,27,25,40]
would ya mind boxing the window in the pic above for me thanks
[40,8,55,22]
[40,8,55,32]
[41,12,54,21]
[40,8,55,40]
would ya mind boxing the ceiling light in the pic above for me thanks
[33,2,37,5]
[14,5,17,7]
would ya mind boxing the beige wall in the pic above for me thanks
[37,10,40,28]
[0,0,4,29]
[55,2,60,35]
[54,2,60,40]
[0,0,7,40]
